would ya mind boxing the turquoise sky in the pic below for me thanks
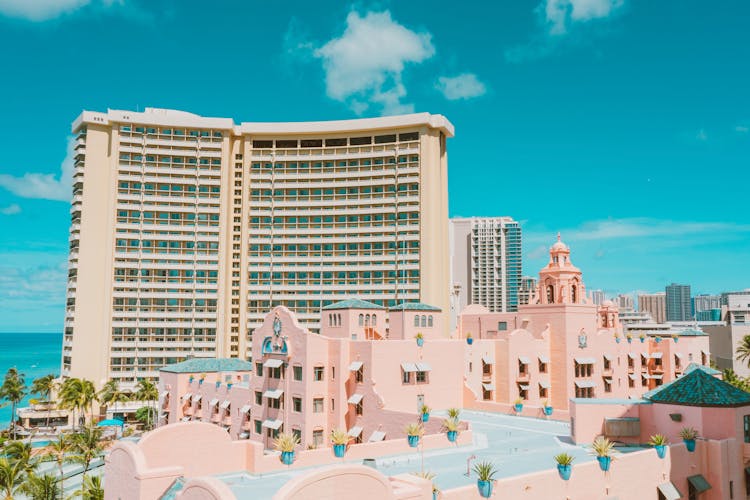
[0,0,748,331]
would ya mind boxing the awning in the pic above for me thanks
[701,350,710,355]
[209,398,219,407]
[349,361,363,371]
[603,376,612,381]
[239,432,249,439]
[538,354,550,363]
[675,353,684,358]
[193,395,202,403]
[262,419,283,430]
[264,358,284,368]
[482,354,495,365]
[518,384,529,390]
[575,357,596,364]
[627,353,637,359]
[348,426,363,438]
[220,400,231,410]
[182,393,192,401]
[263,389,284,399]
[575,380,596,388]
[657,482,682,500]
[348,393,364,405]
[603,354,613,361]
[687,475,711,493]
[628,374,638,380]
[650,374,663,379]
[415,362,432,372]
[401,362,418,373]
[482,383,495,391]
[368,431,386,442]
[538,379,551,389]
[160,390,169,399]
[240,404,252,414]
[518,356,530,364]
[650,352,663,359]
[181,417,191,422]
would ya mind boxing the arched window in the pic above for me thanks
[428,315,433,327]
[571,285,577,303]
[421,315,427,327]
[358,314,364,326]
[546,285,555,304]
[414,315,419,327]
[372,315,377,326]
[337,314,341,326]
[365,314,370,326]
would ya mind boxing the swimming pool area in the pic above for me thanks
[201,410,647,498]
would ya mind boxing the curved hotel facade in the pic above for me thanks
[62,108,453,388]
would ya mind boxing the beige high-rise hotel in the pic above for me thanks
[62,108,452,387]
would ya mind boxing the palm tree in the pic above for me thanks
[44,434,72,491]
[0,368,27,439]
[70,426,104,482]
[30,374,58,429]
[737,335,750,366]
[59,378,97,429]
[74,474,104,500]
[98,379,131,419]
[3,441,35,472]
[20,472,63,500]
[0,457,25,500]
[134,379,158,430]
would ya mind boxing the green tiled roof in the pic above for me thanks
[322,299,385,310]
[676,329,707,337]
[389,302,442,311]
[683,363,721,376]
[645,367,750,407]
[160,357,254,373]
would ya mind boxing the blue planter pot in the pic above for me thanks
[466,337,474,345]
[674,337,678,342]
[477,480,493,498]
[639,338,645,343]
[543,406,553,416]
[514,404,523,413]
[280,451,295,465]
[227,383,232,389]
[432,491,438,500]
[422,413,430,423]
[684,439,696,452]
[615,337,621,344]
[333,444,346,458]
[416,338,424,347]
[627,338,632,344]
[408,435,420,448]
[215,381,221,388]
[655,337,662,344]
[596,456,611,472]
[655,445,666,459]
[447,430,457,442]
[557,463,571,481]
[199,380,204,385]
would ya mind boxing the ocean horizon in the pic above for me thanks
[0,332,62,427]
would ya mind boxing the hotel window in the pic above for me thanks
[254,420,262,434]
[482,387,492,401]
[518,359,528,376]
[416,371,427,383]
[356,402,363,415]
[641,375,648,387]
[744,415,750,443]
[313,398,324,413]
[268,367,283,379]
[498,321,508,331]
[575,386,594,398]
[413,315,419,327]
[293,397,302,413]
[293,365,303,381]
[539,360,548,373]
[359,314,364,326]
[482,362,492,376]
[268,397,282,410]
[421,315,427,327]
[603,356,611,371]
[313,429,324,447]
[654,356,663,368]
[331,366,335,380]
[254,392,262,405]
[628,356,634,369]
[604,378,612,393]
[355,366,364,383]
[428,316,433,327]
[313,366,324,381]
[402,371,411,384]
[255,362,263,377]
[628,376,635,388]
[539,385,548,398]
[674,355,682,369]
[575,362,593,377]
[701,352,707,365]
[518,384,528,400]
[292,428,302,443]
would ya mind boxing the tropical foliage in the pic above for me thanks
[591,436,615,457]
[0,368,27,439]
[472,460,498,482]
[553,452,575,466]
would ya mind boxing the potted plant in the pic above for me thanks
[672,334,679,343]
[447,408,460,419]
[188,375,194,383]
[215,381,221,389]
[405,422,424,448]
[592,436,614,472]
[639,333,646,343]
[199,373,206,385]
[331,428,349,458]
[654,336,662,344]
[412,472,439,500]
[420,404,431,422]
[415,332,424,347]
[442,417,460,442]
[273,432,300,465]
[513,397,523,413]
[626,334,633,344]
[649,434,668,459]
[466,332,474,345]
[554,453,574,480]
[543,399,553,416]
[614,334,621,344]
[227,382,233,389]
[680,427,698,452]
[472,460,498,498]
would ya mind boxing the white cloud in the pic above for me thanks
[0,204,21,215]
[0,138,73,202]
[435,73,487,101]
[314,10,435,115]
[0,0,101,21]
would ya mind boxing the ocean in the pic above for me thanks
[0,332,62,427]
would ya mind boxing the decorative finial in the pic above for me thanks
[557,232,561,242]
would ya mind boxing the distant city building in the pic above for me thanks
[449,217,522,313]
[666,283,692,321]
[518,276,537,306]
[703,290,750,377]
[696,309,722,322]
[590,289,605,305]
[693,294,721,317]
[638,292,666,324]
[615,294,634,310]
